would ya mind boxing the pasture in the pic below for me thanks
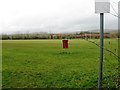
[2,39,118,88]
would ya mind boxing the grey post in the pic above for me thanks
[98,13,104,89]
[118,1,120,87]
[95,0,110,89]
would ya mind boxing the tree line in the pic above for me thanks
[0,31,118,40]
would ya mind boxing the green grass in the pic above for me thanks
[2,39,118,88]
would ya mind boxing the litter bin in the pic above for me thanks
[62,39,68,48]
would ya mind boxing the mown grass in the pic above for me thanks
[2,39,118,88]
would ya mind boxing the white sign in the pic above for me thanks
[95,0,110,13]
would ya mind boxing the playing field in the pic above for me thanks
[2,39,118,88]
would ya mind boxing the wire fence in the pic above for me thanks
[83,39,119,59]
[82,38,119,88]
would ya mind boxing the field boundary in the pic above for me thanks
[84,39,119,59]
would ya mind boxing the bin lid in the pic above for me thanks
[63,38,68,40]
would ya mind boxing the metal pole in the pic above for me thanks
[118,1,120,87]
[98,13,104,90]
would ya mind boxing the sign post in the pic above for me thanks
[95,0,110,89]
[118,1,120,87]
[98,13,104,89]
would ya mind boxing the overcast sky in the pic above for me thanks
[0,0,119,34]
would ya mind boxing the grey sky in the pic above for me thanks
[0,0,119,34]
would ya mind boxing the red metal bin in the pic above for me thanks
[62,39,68,48]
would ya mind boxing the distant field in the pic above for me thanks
[2,39,118,88]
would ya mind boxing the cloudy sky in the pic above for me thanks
[0,0,119,34]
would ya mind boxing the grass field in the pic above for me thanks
[2,39,118,88]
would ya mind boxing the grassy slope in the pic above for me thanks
[2,39,118,88]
